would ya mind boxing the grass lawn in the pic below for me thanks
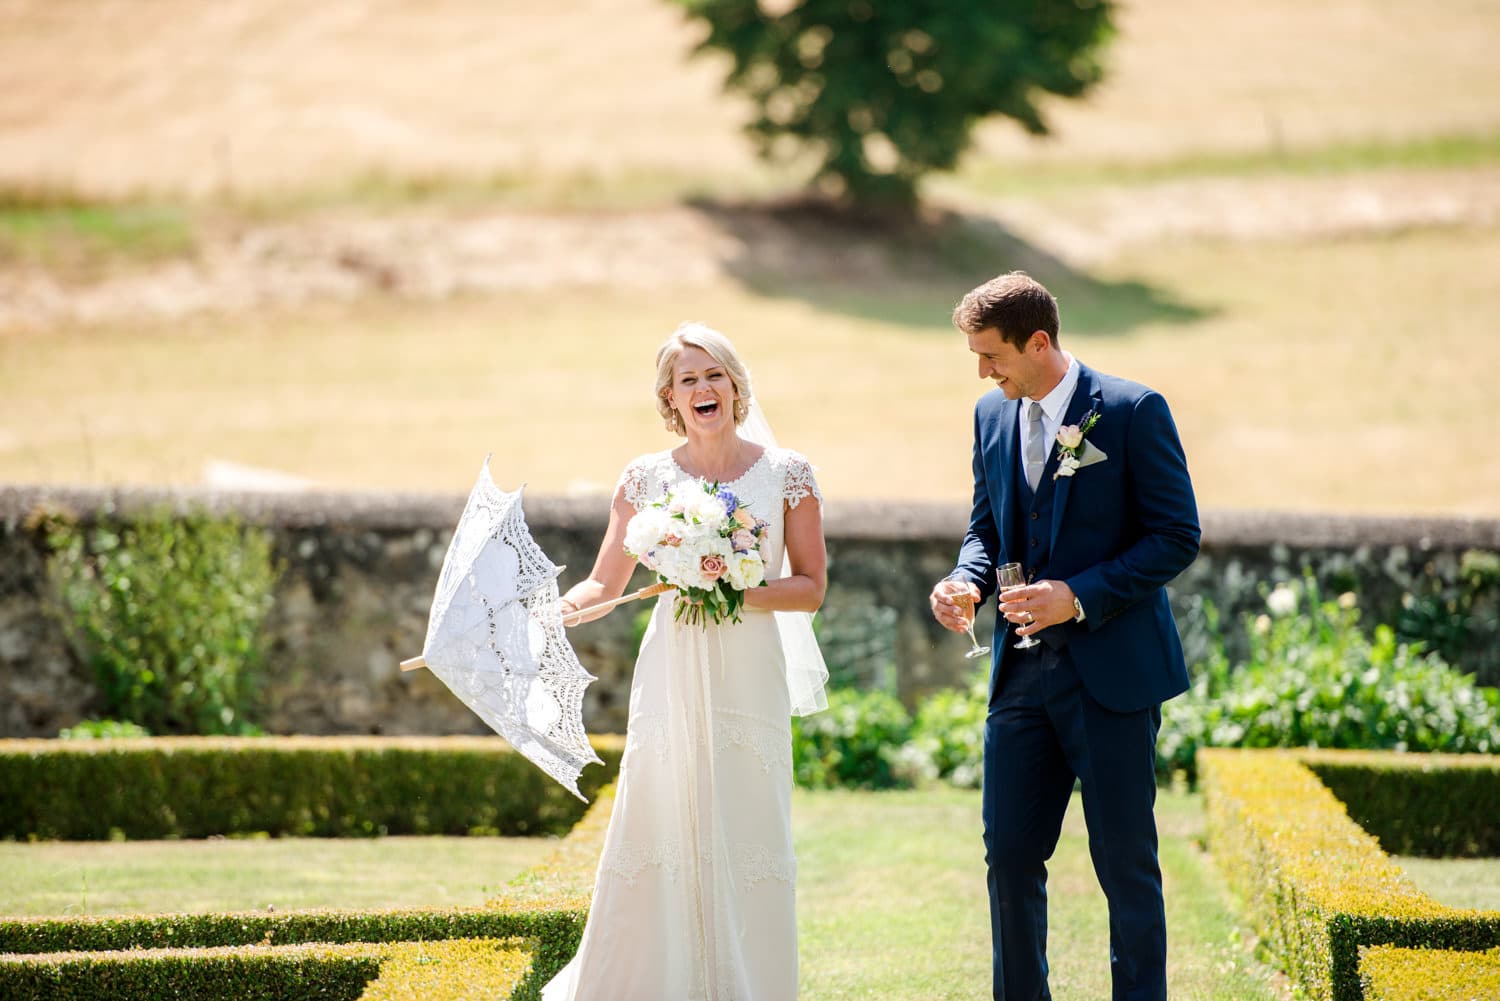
[0,835,555,917]
[794,787,1282,1001]
[1,788,1283,1000]
[1395,856,1500,913]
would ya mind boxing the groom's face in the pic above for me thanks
[967,326,1040,400]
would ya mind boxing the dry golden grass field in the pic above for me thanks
[2,0,1498,515]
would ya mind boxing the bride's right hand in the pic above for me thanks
[930,579,981,634]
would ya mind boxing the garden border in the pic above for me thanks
[0,763,618,1000]
[0,734,623,839]
[1200,748,1500,1001]
[0,936,533,1001]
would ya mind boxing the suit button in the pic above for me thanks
[1030,538,1038,548]
[1030,512,1039,521]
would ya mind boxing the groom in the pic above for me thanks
[929,272,1200,1000]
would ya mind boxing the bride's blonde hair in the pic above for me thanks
[654,322,753,436]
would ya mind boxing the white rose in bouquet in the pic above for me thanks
[726,550,766,591]
[623,509,672,567]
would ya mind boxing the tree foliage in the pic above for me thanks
[674,0,1116,207]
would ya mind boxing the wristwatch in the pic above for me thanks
[1072,596,1086,622]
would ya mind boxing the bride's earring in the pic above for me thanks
[733,399,748,423]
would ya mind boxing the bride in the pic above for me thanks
[542,322,829,1001]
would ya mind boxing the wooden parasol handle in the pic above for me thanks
[561,582,675,626]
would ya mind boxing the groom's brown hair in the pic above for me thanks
[952,272,1059,350]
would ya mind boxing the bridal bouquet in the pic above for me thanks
[623,478,769,626]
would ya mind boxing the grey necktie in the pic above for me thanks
[1024,401,1046,490]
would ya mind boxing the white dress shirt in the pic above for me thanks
[1017,353,1080,475]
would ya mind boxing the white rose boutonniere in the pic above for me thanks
[1053,410,1104,479]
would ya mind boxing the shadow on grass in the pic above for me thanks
[691,195,1210,336]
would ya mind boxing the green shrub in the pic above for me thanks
[906,671,986,788]
[0,936,534,1001]
[1161,580,1500,784]
[0,735,623,840]
[46,508,279,735]
[1200,749,1500,1001]
[56,719,150,740]
[672,0,1115,207]
[357,938,533,1001]
[1360,945,1500,1001]
[792,687,912,789]
[0,941,385,1001]
[1396,548,1500,677]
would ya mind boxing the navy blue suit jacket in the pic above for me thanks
[954,362,1201,713]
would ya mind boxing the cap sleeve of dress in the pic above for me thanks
[780,450,822,509]
[617,456,653,511]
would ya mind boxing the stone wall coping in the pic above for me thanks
[3,483,1497,551]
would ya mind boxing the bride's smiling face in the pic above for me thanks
[669,346,739,435]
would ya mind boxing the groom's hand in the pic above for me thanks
[930,578,981,633]
[999,580,1078,638]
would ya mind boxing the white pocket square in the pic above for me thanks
[1076,440,1108,468]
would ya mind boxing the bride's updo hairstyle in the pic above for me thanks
[654,322,754,436]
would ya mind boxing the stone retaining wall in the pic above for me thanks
[3,484,1496,738]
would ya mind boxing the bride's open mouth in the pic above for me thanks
[693,400,720,418]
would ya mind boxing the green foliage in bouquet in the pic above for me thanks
[1160,576,1500,785]
[672,0,1115,208]
[45,508,279,735]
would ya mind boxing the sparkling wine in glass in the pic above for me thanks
[954,591,990,660]
[998,562,1039,649]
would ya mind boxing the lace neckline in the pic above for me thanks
[668,446,769,487]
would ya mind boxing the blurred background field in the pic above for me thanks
[1,0,1498,514]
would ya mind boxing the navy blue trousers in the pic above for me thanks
[982,642,1167,1001]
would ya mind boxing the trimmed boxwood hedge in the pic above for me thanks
[0,735,623,840]
[359,938,533,1000]
[0,784,619,1000]
[1200,749,1500,1001]
[0,937,532,1001]
[0,906,585,980]
[1300,749,1500,858]
[1359,945,1500,1000]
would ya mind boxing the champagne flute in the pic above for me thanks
[953,590,990,660]
[998,562,1039,649]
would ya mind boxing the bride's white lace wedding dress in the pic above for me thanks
[542,446,822,1001]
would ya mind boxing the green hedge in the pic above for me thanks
[0,784,618,1001]
[1300,749,1500,858]
[1359,945,1500,1000]
[359,938,533,1000]
[0,937,532,1001]
[1200,749,1500,1001]
[0,735,623,839]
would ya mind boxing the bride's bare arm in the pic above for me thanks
[743,496,827,614]
[558,487,639,624]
